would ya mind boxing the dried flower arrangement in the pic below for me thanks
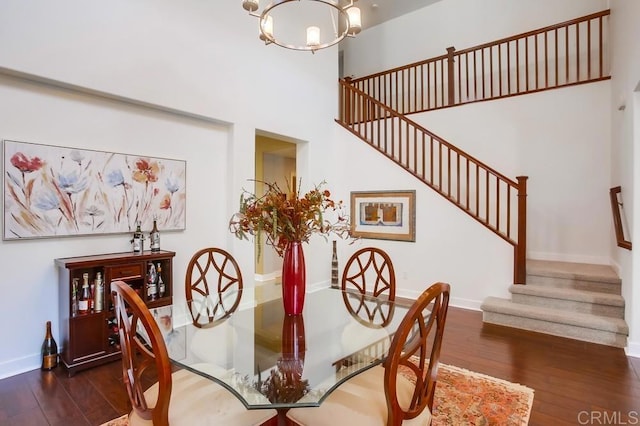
[229,180,352,257]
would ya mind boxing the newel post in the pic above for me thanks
[446,47,456,106]
[514,176,528,284]
[342,77,352,125]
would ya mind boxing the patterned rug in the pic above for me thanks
[101,363,534,426]
[426,364,534,425]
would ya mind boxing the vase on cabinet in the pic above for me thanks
[282,241,306,315]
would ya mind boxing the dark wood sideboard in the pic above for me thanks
[55,250,175,376]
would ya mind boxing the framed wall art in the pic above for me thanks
[350,190,416,242]
[3,139,186,240]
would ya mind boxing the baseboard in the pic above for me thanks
[625,340,640,358]
[0,353,40,380]
[254,271,280,282]
[396,289,482,311]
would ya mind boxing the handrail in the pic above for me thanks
[609,186,632,250]
[349,10,610,115]
[338,81,528,284]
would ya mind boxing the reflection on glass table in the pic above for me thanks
[161,287,413,410]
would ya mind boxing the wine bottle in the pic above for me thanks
[71,278,79,317]
[331,240,339,288]
[106,316,120,348]
[94,272,104,313]
[106,316,118,331]
[150,219,160,252]
[90,283,95,311]
[78,273,91,314]
[147,263,157,301]
[157,262,165,298]
[132,222,143,253]
[41,321,58,371]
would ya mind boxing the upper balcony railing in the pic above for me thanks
[347,10,610,115]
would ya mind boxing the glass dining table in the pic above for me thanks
[158,286,413,411]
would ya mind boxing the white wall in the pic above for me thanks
[414,82,612,264]
[0,74,230,375]
[329,81,611,307]
[331,123,514,306]
[609,0,640,357]
[342,0,608,78]
[339,0,640,357]
[0,0,340,378]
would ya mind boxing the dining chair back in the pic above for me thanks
[342,247,396,301]
[185,247,243,327]
[112,280,172,425]
[384,281,450,420]
[286,282,450,426]
[341,247,396,329]
[111,280,277,426]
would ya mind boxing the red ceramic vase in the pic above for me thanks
[282,241,306,315]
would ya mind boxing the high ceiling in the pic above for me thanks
[356,0,443,30]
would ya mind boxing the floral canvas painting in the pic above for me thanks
[3,139,186,240]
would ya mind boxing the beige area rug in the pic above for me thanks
[101,364,534,426]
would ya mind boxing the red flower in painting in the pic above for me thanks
[10,153,44,173]
[160,194,171,210]
[132,158,159,184]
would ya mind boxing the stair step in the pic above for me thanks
[510,284,625,319]
[526,259,621,294]
[481,297,628,348]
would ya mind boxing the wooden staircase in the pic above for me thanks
[337,10,625,346]
[338,10,611,287]
[481,259,628,347]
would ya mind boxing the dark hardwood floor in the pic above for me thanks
[1,307,638,425]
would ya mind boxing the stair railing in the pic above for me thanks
[348,10,610,115]
[338,81,528,284]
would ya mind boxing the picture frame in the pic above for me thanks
[3,139,186,240]
[350,190,416,242]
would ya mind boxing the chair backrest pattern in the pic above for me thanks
[341,289,395,328]
[185,248,243,327]
[383,282,450,425]
[341,247,397,325]
[342,247,396,299]
[112,280,173,426]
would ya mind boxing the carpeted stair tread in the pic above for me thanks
[509,285,624,307]
[481,296,629,334]
[527,259,620,284]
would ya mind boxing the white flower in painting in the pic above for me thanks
[56,171,89,195]
[165,173,180,194]
[70,150,85,166]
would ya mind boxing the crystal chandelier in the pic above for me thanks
[241,0,362,53]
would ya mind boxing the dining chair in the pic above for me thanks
[341,247,396,302]
[185,247,243,328]
[340,247,397,359]
[111,280,278,426]
[287,282,451,426]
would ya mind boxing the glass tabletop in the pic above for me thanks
[161,287,412,410]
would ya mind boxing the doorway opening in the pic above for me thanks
[254,135,297,295]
